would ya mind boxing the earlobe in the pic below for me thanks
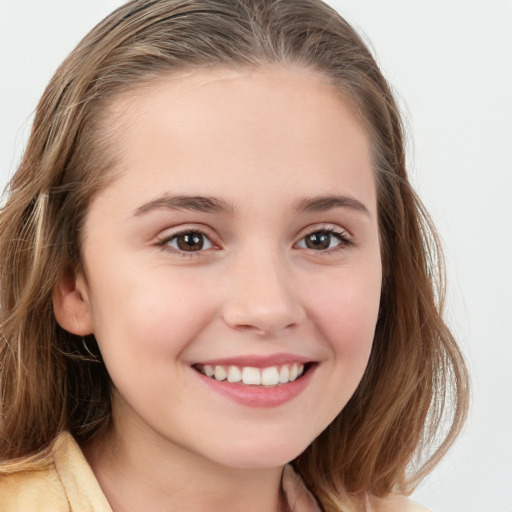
[53,267,94,335]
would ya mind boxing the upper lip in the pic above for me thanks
[192,353,314,368]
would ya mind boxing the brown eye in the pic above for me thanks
[298,230,344,251]
[168,231,213,252]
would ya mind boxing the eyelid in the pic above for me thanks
[153,222,353,257]
[294,224,353,253]
[295,223,351,240]
[155,224,221,254]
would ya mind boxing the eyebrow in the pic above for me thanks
[133,193,370,218]
[133,195,236,216]
[293,195,371,217]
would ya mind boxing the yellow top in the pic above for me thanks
[0,432,430,512]
[0,432,112,512]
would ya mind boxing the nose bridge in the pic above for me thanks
[222,242,305,334]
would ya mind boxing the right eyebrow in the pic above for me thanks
[293,194,372,218]
[132,194,236,217]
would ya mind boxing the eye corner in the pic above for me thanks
[295,226,353,254]
[155,226,221,257]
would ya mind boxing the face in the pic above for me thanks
[56,67,382,469]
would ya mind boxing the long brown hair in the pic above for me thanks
[0,0,468,509]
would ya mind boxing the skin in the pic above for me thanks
[54,66,382,512]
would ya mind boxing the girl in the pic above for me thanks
[0,1,468,511]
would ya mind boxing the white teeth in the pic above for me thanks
[279,365,290,383]
[261,366,280,386]
[227,365,242,383]
[214,366,227,381]
[242,367,261,385]
[289,363,299,381]
[199,362,307,386]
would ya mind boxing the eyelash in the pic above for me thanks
[156,229,216,257]
[296,228,352,253]
[156,226,352,257]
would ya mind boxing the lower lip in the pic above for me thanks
[195,366,316,408]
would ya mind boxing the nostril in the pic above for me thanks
[238,324,269,335]
[221,270,307,334]
[232,322,299,336]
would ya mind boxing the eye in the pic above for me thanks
[297,229,349,251]
[165,231,213,252]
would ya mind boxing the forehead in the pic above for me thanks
[94,66,376,215]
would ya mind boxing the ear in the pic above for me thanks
[53,267,94,335]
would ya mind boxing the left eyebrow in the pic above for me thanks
[133,194,236,217]
[293,195,372,218]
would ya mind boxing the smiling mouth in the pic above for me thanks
[192,362,313,387]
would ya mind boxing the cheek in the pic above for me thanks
[308,263,381,358]
[87,262,220,360]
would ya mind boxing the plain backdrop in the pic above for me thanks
[1,1,511,511]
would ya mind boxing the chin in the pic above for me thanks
[205,436,310,470]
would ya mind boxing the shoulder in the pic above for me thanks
[372,494,431,512]
[0,466,68,511]
[0,431,108,512]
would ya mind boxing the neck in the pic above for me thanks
[82,414,285,512]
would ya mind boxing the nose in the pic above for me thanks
[222,252,306,336]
